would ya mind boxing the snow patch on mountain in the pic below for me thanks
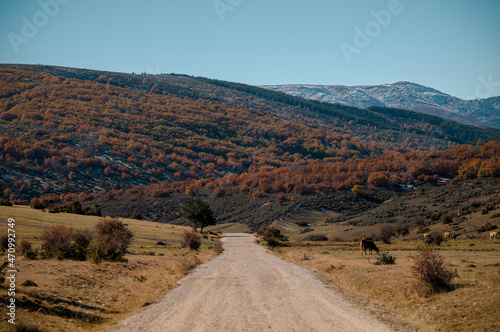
[262,82,500,128]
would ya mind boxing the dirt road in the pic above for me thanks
[113,233,392,331]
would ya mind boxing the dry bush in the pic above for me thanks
[0,233,8,251]
[378,226,395,243]
[330,236,345,242]
[39,223,127,262]
[183,230,201,251]
[258,225,288,248]
[411,246,455,296]
[441,213,454,224]
[430,231,444,246]
[19,239,37,260]
[41,225,74,259]
[14,321,42,331]
[19,239,32,254]
[177,255,201,275]
[72,229,94,260]
[275,192,286,202]
[213,241,224,254]
[87,218,133,263]
[301,234,329,242]
[394,224,410,236]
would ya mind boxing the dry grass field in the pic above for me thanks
[274,240,500,331]
[1,200,499,331]
[206,222,251,234]
[0,205,222,331]
[263,189,500,330]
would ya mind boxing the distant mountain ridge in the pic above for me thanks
[1,64,500,229]
[263,82,500,129]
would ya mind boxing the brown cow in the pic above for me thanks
[444,232,453,240]
[360,239,379,255]
[490,231,499,239]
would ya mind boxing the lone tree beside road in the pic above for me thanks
[180,199,216,232]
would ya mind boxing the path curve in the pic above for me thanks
[113,233,392,331]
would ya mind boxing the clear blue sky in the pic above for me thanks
[1,0,499,99]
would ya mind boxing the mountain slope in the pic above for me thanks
[2,64,499,145]
[263,82,500,128]
[1,64,500,230]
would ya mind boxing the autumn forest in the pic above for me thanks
[1,65,499,228]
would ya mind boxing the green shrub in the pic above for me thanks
[71,229,94,261]
[23,249,38,260]
[130,211,143,220]
[0,200,13,206]
[133,275,147,282]
[477,222,498,232]
[19,239,37,259]
[20,279,38,287]
[374,252,396,265]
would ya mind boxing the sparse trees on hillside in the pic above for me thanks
[180,199,216,232]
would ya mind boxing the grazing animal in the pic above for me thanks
[424,233,434,245]
[361,236,373,241]
[360,239,379,255]
[444,232,453,240]
[423,233,431,241]
[490,231,499,239]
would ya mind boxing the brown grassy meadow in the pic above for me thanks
[267,194,500,331]
[0,205,222,331]
[273,239,500,331]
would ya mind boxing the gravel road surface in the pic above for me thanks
[113,233,392,331]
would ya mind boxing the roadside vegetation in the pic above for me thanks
[0,205,223,331]
[270,225,499,331]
